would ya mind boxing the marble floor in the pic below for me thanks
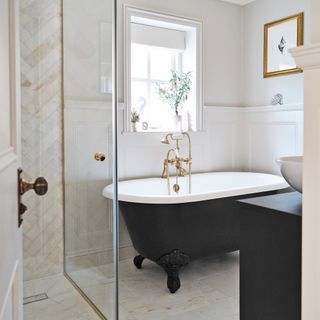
[68,251,240,320]
[24,252,239,320]
[23,275,100,320]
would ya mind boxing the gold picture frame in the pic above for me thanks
[264,13,304,78]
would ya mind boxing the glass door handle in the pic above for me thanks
[94,152,106,162]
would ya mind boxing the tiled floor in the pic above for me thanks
[23,275,101,320]
[24,251,239,320]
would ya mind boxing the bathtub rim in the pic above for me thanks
[102,172,289,204]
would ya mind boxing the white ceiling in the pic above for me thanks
[219,0,256,5]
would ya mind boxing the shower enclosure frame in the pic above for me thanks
[61,0,120,319]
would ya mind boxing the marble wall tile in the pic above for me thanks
[20,0,63,281]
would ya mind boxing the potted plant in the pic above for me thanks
[156,70,192,131]
[130,109,140,132]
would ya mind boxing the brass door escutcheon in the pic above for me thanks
[94,152,106,161]
[18,169,48,227]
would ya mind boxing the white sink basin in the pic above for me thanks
[276,156,303,193]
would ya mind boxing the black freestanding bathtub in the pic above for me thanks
[103,172,288,293]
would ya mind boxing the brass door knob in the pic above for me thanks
[17,169,49,227]
[94,152,106,161]
[19,173,48,196]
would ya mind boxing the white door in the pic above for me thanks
[0,0,22,319]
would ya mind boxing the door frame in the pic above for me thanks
[292,1,320,319]
[0,0,22,318]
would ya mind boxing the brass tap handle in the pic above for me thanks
[181,157,192,164]
[94,152,106,162]
[20,176,48,196]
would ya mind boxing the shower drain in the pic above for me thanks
[23,293,48,305]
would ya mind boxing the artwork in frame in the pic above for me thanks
[264,13,304,78]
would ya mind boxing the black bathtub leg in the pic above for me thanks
[133,255,145,269]
[157,249,190,294]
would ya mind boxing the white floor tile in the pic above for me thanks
[24,252,240,320]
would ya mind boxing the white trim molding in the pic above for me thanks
[220,0,256,5]
[0,147,17,173]
[292,42,320,320]
[0,261,19,320]
[204,104,303,113]
[291,43,320,70]
[243,104,303,113]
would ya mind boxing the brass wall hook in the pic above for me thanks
[94,152,106,161]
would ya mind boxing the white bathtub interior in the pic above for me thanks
[104,172,288,203]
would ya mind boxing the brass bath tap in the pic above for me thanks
[161,132,192,194]
[161,151,191,178]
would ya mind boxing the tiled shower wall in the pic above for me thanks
[20,0,63,281]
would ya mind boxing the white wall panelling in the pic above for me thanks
[118,105,303,179]
[64,100,133,269]
[243,104,304,174]
[118,106,245,179]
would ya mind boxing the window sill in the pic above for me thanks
[120,130,207,136]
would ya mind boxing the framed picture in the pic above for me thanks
[264,13,304,78]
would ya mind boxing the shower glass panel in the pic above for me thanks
[63,0,117,319]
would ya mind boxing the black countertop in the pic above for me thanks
[238,191,302,217]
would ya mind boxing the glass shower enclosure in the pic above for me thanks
[62,0,118,319]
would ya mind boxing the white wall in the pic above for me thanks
[243,0,310,107]
[311,0,320,42]
[118,0,244,107]
[63,0,113,101]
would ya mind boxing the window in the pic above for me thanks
[131,44,182,131]
[125,7,203,132]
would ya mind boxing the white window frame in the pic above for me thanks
[123,5,203,133]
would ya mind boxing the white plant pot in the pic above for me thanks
[173,114,182,132]
[131,122,138,132]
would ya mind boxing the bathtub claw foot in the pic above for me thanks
[157,249,190,294]
[133,255,145,269]
[167,270,181,293]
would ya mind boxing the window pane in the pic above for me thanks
[150,83,174,131]
[131,44,148,79]
[131,80,148,115]
[150,47,174,81]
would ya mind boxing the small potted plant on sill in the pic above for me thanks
[131,109,140,132]
[156,70,192,132]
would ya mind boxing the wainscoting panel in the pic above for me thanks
[65,102,113,268]
[243,105,303,174]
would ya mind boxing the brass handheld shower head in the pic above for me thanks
[161,137,170,144]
